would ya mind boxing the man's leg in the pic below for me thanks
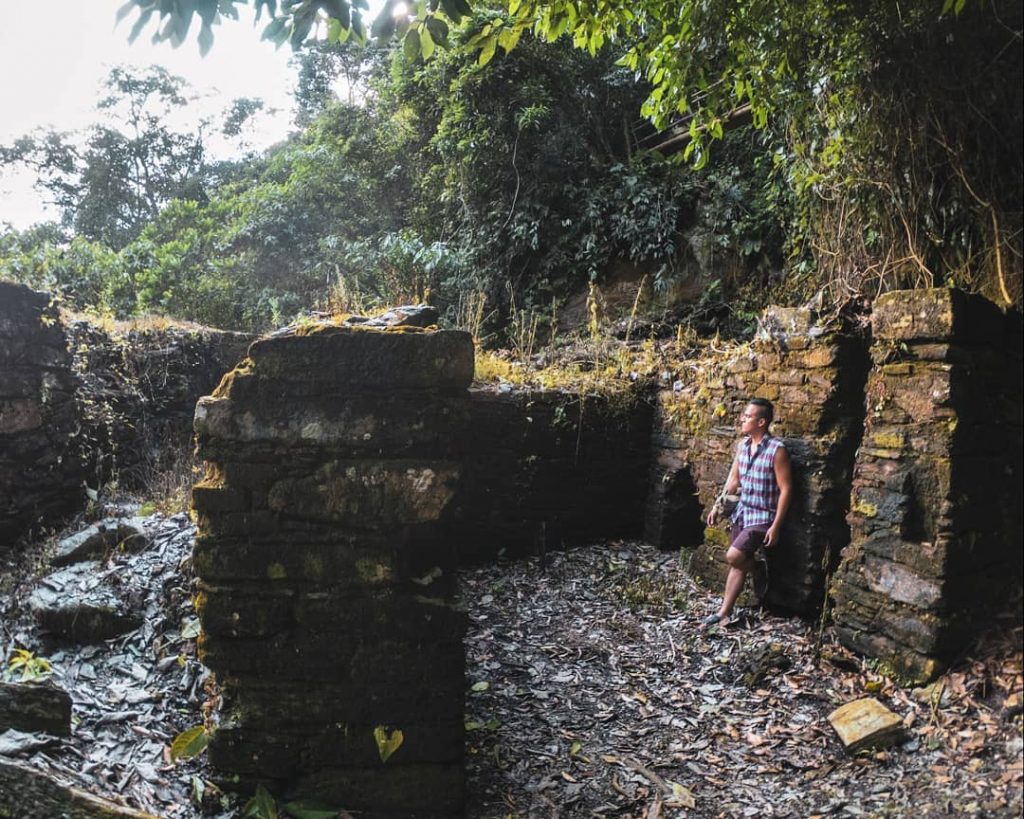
[703,525,766,627]
[716,546,756,624]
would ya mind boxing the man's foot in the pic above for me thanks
[700,612,731,629]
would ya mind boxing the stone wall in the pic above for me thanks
[831,289,1023,682]
[192,326,474,816]
[67,320,250,488]
[647,308,869,615]
[0,282,249,549]
[452,388,653,563]
[0,282,84,550]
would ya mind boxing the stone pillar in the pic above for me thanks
[0,282,84,550]
[652,307,869,614]
[831,289,1022,682]
[192,325,473,815]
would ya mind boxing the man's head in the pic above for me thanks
[740,398,774,436]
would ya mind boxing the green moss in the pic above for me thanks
[871,432,904,449]
[705,526,731,547]
[355,559,393,584]
[266,562,287,580]
[303,554,325,579]
[851,497,878,518]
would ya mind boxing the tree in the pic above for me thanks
[293,40,384,126]
[0,66,261,250]
[117,0,1023,308]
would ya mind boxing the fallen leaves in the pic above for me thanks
[463,541,1024,817]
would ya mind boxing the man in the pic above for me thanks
[702,398,792,629]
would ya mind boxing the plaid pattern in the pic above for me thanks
[733,435,784,528]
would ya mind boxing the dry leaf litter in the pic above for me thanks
[1,520,1021,818]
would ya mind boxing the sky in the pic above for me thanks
[0,1,304,230]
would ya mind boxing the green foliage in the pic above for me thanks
[242,784,277,819]
[0,229,128,314]
[116,0,472,59]
[0,66,263,253]
[108,0,1022,312]
[502,0,1022,305]
[373,725,404,763]
[2,20,795,333]
[169,725,209,761]
[5,648,53,682]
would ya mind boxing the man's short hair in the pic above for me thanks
[748,398,774,424]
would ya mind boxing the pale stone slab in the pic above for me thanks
[828,697,904,753]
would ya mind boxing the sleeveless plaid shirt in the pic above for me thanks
[733,435,784,528]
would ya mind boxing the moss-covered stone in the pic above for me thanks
[245,327,474,394]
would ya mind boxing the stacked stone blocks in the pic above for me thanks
[453,389,652,562]
[831,289,1022,682]
[192,326,473,816]
[0,282,84,549]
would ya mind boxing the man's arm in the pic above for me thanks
[707,451,741,526]
[764,446,792,547]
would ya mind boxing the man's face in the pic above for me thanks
[740,404,766,436]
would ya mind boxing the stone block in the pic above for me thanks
[757,306,820,339]
[243,327,474,394]
[291,762,465,816]
[0,758,158,819]
[195,393,469,458]
[828,698,904,752]
[0,680,72,736]
[861,555,944,609]
[192,530,456,586]
[198,631,464,681]
[219,676,464,729]
[28,561,143,642]
[191,482,250,514]
[51,518,150,567]
[267,460,460,527]
[198,585,466,641]
[0,398,43,434]
[872,288,1004,344]
[210,717,462,774]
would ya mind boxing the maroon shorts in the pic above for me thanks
[730,524,769,555]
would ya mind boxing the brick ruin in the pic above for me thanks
[830,289,1022,681]
[0,281,249,551]
[647,307,870,615]
[188,326,655,813]
[192,327,474,815]
[2,283,1020,810]
[66,318,250,489]
[453,388,652,562]
[1,282,85,547]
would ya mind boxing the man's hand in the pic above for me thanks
[707,507,718,527]
[764,524,779,547]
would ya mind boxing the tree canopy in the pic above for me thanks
[1,0,1018,332]
[116,0,1022,307]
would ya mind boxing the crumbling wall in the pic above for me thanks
[0,282,248,548]
[453,388,653,562]
[831,289,1022,682]
[192,326,473,815]
[0,282,84,549]
[67,320,250,488]
[647,308,869,614]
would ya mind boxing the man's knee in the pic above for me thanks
[725,547,752,568]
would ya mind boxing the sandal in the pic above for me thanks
[700,613,726,627]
